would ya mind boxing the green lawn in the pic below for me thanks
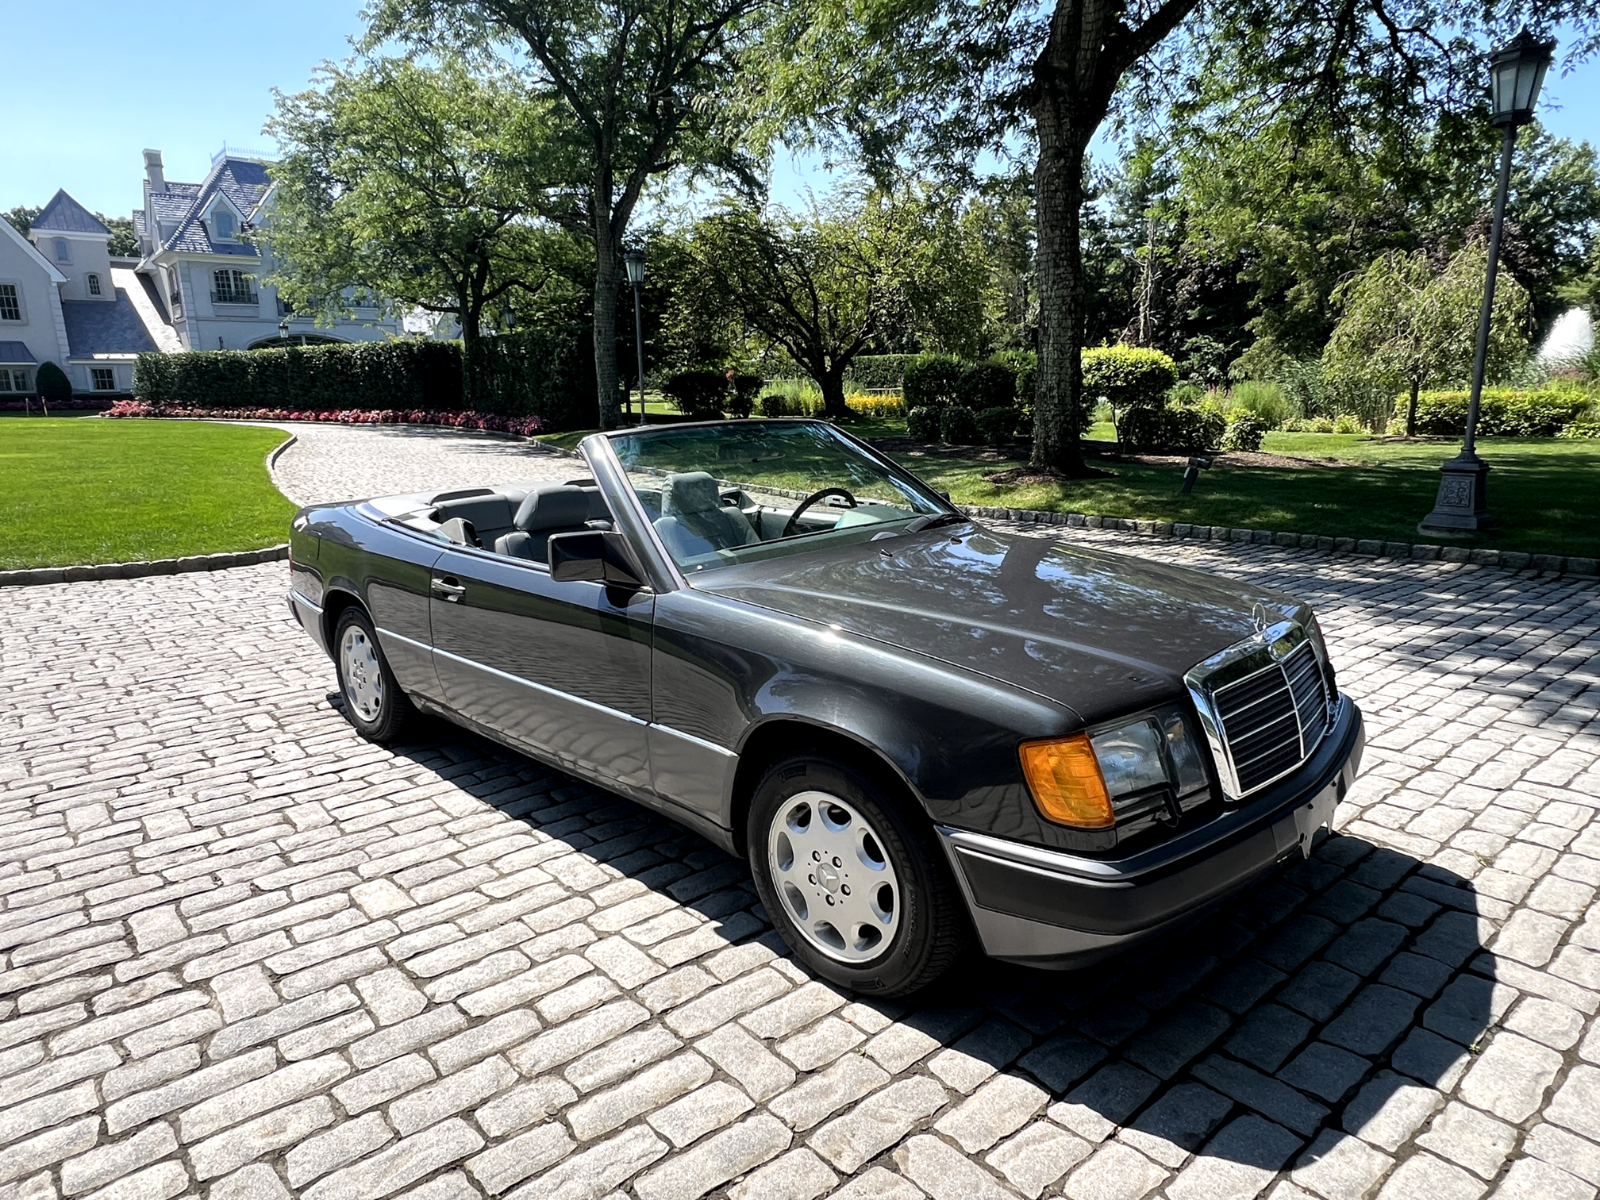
[543,417,1600,557]
[0,419,297,569]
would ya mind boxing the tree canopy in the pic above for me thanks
[264,56,584,406]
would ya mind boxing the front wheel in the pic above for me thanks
[747,754,968,996]
[333,607,415,744]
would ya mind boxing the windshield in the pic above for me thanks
[604,420,956,574]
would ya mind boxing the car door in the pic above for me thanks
[427,546,655,798]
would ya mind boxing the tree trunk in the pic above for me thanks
[1030,102,1094,476]
[593,223,622,429]
[1405,380,1419,438]
[817,366,851,421]
[460,297,481,413]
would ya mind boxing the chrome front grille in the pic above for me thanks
[1186,620,1335,799]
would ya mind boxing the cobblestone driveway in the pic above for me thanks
[2,427,1599,1200]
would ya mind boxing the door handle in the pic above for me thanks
[431,577,466,601]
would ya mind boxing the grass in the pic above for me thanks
[543,415,1600,558]
[0,419,298,569]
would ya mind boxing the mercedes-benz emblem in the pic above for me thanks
[1252,603,1270,635]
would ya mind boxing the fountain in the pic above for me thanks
[1537,306,1595,367]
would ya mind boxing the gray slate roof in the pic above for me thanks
[61,292,159,358]
[0,341,37,364]
[32,190,110,235]
[157,158,272,257]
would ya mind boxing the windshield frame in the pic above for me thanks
[587,418,962,581]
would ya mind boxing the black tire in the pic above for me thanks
[746,753,969,996]
[332,606,416,744]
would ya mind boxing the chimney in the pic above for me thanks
[143,149,166,192]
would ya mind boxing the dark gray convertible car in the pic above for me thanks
[287,419,1363,994]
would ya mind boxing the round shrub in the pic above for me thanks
[37,361,72,401]
[903,354,965,409]
[1081,345,1179,410]
[939,405,980,445]
[1332,414,1362,434]
[1120,403,1224,453]
[988,350,1036,410]
[728,372,762,418]
[663,369,727,419]
[975,406,1018,446]
[1221,413,1267,452]
[906,406,942,441]
[958,361,1017,411]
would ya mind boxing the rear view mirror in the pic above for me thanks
[548,530,647,589]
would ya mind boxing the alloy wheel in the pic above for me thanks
[339,626,384,723]
[767,789,900,963]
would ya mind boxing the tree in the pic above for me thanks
[265,57,583,408]
[103,217,139,258]
[678,189,985,417]
[1322,240,1531,436]
[368,0,768,429]
[754,0,1598,476]
[2,206,42,235]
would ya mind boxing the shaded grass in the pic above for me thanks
[0,419,297,569]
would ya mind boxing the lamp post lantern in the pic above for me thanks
[624,249,647,427]
[1420,28,1555,535]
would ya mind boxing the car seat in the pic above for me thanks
[653,472,759,560]
[493,487,596,564]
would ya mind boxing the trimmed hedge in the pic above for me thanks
[906,406,941,440]
[1120,403,1225,453]
[1082,345,1179,410]
[903,354,966,409]
[663,369,728,419]
[133,328,597,430]
[939,405,979,444]
[844,354,916,390]
[958,362,1017,411]
[989,350,1036,409]
[1413,389,1593,438]
[976,406,1018,446]
[38,361,71,402]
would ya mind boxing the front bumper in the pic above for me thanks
[938,695,1364,968]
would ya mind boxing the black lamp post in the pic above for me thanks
[624,249,647,426]
[1420,28,1555,535]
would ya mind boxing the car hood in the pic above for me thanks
[694,526,1303,724]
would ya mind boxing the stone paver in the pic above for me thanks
[2,424,1599,1199]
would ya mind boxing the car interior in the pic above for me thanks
[380,470,914,572]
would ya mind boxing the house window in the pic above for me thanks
[87,274,102,296]
[0,284,19,322]
[54,238,70,262]
[213,269,254,305]
[213,210,235,240]
[0,368,30,392]
[91,368,116,391]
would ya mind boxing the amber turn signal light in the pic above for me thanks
[1019,735,1116,828]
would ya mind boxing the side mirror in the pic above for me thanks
[548,530,647,589]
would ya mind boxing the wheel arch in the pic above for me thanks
[319,586,367,655]
[729,717,927,858]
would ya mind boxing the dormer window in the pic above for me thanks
[213,210,235,241]
[54,238,70,262]
[87,274,102,296]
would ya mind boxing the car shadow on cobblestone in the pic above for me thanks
[373,707,1494,1184]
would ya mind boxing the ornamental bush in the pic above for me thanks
[1081,345,1179,410]
[1412,389,1591,438]
[957,361,1017,411]
[1119,403,1225,453]
[903,354,966,409]
[939,404,980,444]
[1221,413,1267,452]
[906,406,942,440]
[988,350,1036,410]
[975,406,1018,446]
[1558,419,1600,439]
[728,372,763,418]
[37,361,72,402]
[662,369,727,419]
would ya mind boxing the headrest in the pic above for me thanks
[661,472,722,516]
[514,487,593,531]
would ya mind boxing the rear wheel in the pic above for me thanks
[747,754,968,995]
[333,607,415,744]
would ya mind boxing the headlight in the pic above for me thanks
[1021,704,1211,829]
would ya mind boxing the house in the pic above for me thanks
[133,149,401,353]
[0,148,402,398]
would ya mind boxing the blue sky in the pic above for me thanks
[3,0,1596,220]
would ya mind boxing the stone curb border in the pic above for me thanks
[0,544,289,588]
[531,440,1596,578]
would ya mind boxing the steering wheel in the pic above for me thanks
[783,487,857,537]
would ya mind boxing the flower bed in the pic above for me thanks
[105,401,544,437]
[1,397,117,412]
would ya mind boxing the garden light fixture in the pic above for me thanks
[1420,28,1555,536]
[624,249,647,425]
